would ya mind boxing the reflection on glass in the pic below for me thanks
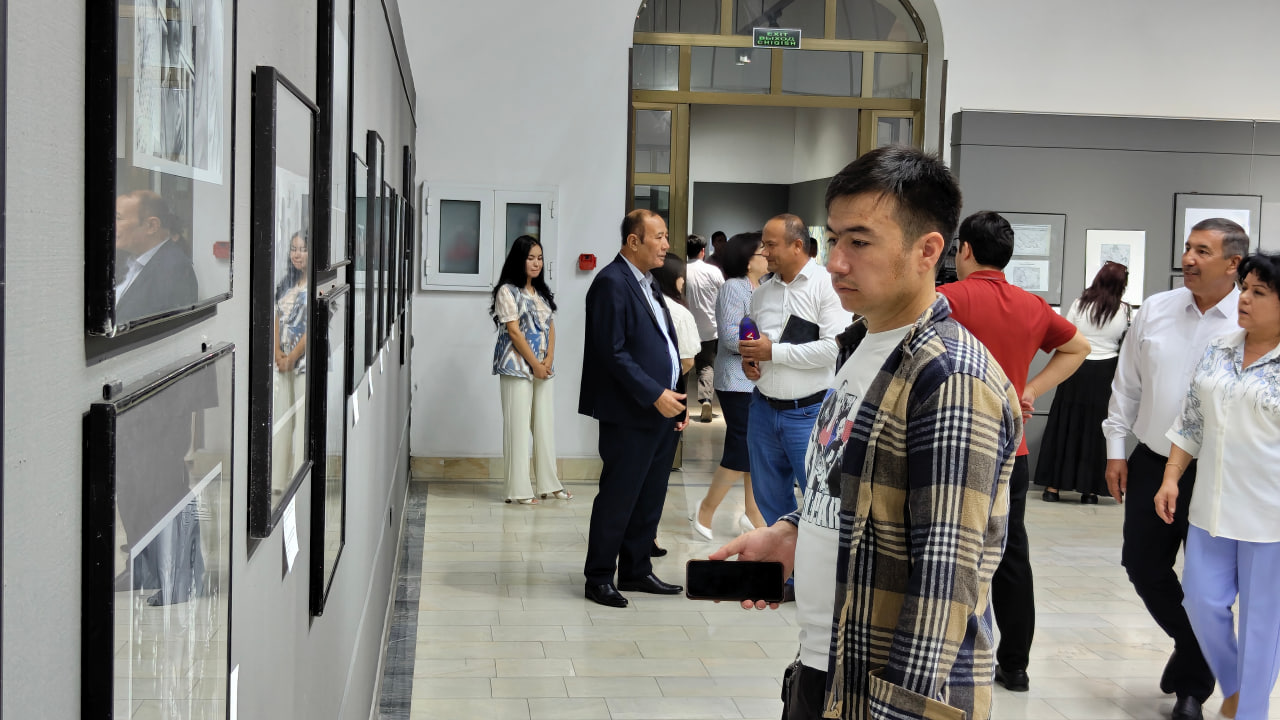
[634,185,671,227]
[439,200,482,274]
[733,0,825,36]
[351,155,367,379]
[321,288,347,599]
[111,353,232,720]
[873,53,922,98]
[634,109,672,174]
[632,45,680,91]
[329,29,350,268]
[836,0,921,41]
[876,116,914,148]
[634,0,721,33]
[504,203,542,258]
[782,50,863,96]
[690,47,771,94]
[272,229,310,501]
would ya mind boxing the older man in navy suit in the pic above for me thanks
[580,208,690,607]
[115,190,198,325]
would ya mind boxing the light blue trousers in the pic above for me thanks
[1183,525,1280,720]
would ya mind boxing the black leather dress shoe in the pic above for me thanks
[1171,696,1203,720]
[650,541,668,557]
[1080,492,1099,504]
[585,582,629,608]
[1041,489,1060,502]
[618,573,683,595]
[1160,651,1178,694]
[994,665,1030,692]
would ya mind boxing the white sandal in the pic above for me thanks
[505,497,539,505]
[540,489,573,500]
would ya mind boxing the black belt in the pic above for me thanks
[759,389,827,410]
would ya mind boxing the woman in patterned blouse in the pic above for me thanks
[489,235,571,504]
[1157,251,1280,720]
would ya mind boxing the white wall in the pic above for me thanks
[402,0,1280,459]
[689,105,797,185]
[793,107,860,182]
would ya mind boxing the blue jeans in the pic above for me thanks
[747,392,820,526]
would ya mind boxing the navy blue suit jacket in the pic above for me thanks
[578,254,682,429]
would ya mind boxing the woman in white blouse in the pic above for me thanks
[1156,252,1280,720]
[1035,261,1130,503]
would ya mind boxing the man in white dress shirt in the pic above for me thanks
[685,234,725,422]
[1102,217,1248,720]
[740,214,851,525]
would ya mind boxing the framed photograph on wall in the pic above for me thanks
[378,182,394,348]
[310,283,348,615]
[996,212,1067,305]
[82,343,234,720]
[363,131,384,370]
[1172,193,1262,269]
[348,152,368,394]
[386,195,401,339]
[1086,229,1147,306]
[316,0,353,270]
[400,197,413,317]
[249,66,318,538]
[85,0,237,336]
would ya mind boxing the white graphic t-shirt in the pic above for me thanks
[795,324,911,670]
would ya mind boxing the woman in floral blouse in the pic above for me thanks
[489,235,570,504]
[1157,251,1280,720]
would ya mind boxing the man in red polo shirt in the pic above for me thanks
[939,210,1090,693]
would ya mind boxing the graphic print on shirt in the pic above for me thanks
[801,381,859,530]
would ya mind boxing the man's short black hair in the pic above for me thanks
[825,146,962,250]
[687,234,707,257]
[958,211,1015,270]
[711,231,727,244]
[1191,217,1250,260]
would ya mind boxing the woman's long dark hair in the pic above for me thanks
[652,254,686,306]
[275,231,308,302]
[489,235,556,327]
[1078,261,1128,325]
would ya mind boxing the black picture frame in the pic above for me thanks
[310,283,348,615]
[316,0,353,270]
[399,196,411,317]
[1171,193,1262,269]
[249,66,319,538]
[377,182,393,348]
[82,343,235,720]
[363,131,384,370]
[399,310,407,366]
[387,195,400,340]
[348,152,368,395]
[85,0,238,337]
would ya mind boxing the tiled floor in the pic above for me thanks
[384,416,1277,720]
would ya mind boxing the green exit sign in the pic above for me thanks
[753,28,801,49]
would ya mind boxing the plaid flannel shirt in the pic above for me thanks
[786,295,1020,720]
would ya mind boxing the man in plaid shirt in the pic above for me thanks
[712,146,1021,720]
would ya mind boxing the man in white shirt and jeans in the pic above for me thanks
[1103,218,1248,720]
[685,234,725,422]
[740,214,850,525]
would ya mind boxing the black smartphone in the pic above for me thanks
[684,560,785,602]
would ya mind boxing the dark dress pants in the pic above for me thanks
[1122,443,1214,702]
[584,419,679,585]
[992,455,1034,671]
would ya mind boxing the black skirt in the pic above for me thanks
[1033,357,1118,494]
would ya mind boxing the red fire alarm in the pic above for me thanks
[578,253,597,271]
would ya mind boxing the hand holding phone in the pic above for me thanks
[685,559,784,602]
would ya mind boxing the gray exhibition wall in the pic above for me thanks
[788,177,830,231]
[952,111,1280,477]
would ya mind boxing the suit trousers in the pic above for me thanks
[1121,444,1214,702]
[1183,526,1280,720]
[992,455,1034,671]
[499,374,562,500]
[583,419,679,585]
[694,339,717,405]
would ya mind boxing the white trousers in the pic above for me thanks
[499,374,561,500]
[272,368,307,497]
[1183,525,1280,720]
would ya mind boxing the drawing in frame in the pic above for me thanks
[363,131,384,370]
[348,152,368,394]
[1085,229,1146,306]
[996,211,1066,305]
[82,343,235,720]
[85,0,237,337]
[310,283,348,615]
[249,66,319,538]
[316,0,352,270]
[1172,193,1262,269]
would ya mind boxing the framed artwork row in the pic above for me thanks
[85,0,238,337]
[997,211,1066,305]
[82,344,235,719]
[248,66,318,538]
[311,283,349,614]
